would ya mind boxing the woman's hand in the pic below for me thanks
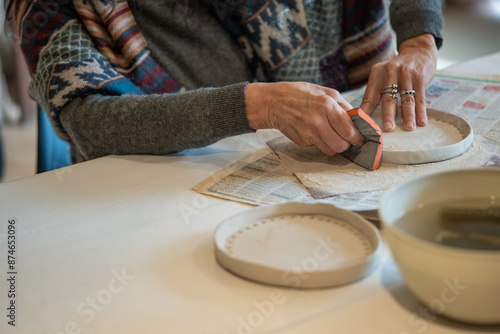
[360,33,438,132]
[246,81,364,156]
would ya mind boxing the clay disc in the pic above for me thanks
[371,107,473,164]
[214,203,381,289]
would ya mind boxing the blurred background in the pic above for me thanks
[1,0,500,183]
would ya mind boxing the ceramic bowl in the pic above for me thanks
[379,168,500,324]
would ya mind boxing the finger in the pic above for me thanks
[325,103,364,147]
[324,87,353,112]
[307,108,353,154]
[317,90,363,147]
[360,65,383,115]
[336,94,354,112]
[400,74,417,131]
[316,129,350,155]
[381,82,399,132]
[400,93,416,131]
[281,120,342,156]
[414,81,428,127]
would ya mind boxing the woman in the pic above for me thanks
[5,0,442,162]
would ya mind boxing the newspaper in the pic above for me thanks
[427,73,500,157]
[193,72,500,213]
[192,146,382,212]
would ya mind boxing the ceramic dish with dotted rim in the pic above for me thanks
[371,107,474,165]
[214,202,381,289]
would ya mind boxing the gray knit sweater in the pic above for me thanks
[59,0,443,162]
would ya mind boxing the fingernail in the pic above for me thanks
[405,120,415,129]
[418,117,427,125]
[383,122,393,131]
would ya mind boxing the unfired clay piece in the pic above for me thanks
[214,202,381,289]
[371,107,473,164]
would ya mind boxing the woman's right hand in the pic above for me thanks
[245,82,364,156]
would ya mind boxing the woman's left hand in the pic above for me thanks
[360,33,438,132]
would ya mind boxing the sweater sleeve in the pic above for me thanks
[389,0,444,49]
[14,1,253,161]
[59,82,253,161]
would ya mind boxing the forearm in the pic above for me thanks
[60,83,252,160]
[389,0,443,49]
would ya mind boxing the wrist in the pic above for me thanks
[399,33,438,56]
[246,82,272,130]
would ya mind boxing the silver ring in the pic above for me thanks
[401,89,416,96]
[383,84,398,91]
[383,88,398,95]
[382,92,398,99]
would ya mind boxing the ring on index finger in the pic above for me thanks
[382,84,398,100]
[401,89,416,97]
[382,91,398,99]
[383,84,398,91]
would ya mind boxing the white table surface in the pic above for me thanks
[2,53,500,334]
[444,52,500,75]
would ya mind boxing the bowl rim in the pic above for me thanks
[379,168,500,258]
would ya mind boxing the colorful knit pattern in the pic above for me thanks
[15,0,182,137]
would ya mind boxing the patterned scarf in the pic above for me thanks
[15,0,394,137]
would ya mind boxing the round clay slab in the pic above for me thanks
[371,107,473,164]
[214,203,381,288]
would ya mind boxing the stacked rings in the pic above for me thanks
[382,84,398,99]
[381,85,416,99]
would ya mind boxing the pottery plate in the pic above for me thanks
[371,107,473,164]
[214,203,381,288]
